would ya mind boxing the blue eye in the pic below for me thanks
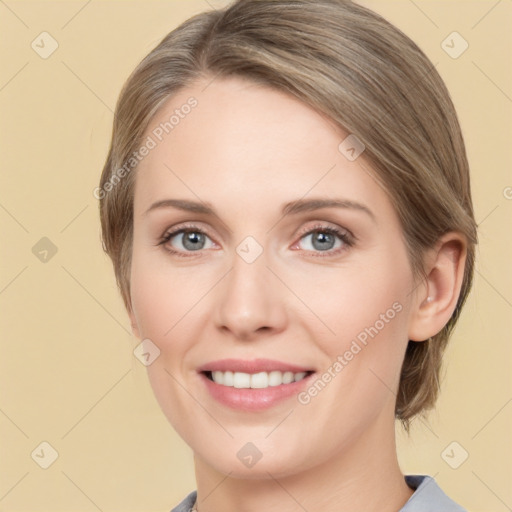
[159,228,215,254]
[298,228,347,252]
[157,223,354,257]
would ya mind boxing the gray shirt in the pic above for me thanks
[170,475,467,512]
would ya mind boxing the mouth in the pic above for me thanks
[196,358,317,410]
[202,370,315,389]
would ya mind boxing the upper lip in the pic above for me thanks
[197,358,315,374]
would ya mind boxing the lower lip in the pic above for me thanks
[199,372,315,411]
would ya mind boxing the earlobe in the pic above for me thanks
[408,233,467,342]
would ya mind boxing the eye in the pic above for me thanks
[156,222,354,258]
[157,224,216,256]
[292,224,353,255]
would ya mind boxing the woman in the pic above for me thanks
[98,0,477,510]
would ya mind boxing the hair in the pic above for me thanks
[98,0,478,430]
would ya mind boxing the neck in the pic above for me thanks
[192,414,414,512]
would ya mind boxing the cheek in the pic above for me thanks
[130,265,172,340]
[129,248,203,435]
[129,247,219,379]
[304,250,412,379]
[293,270,411,438]
[304,258,409,337]
[130,246,199,339]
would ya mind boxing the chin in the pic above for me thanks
[196,443,315,480]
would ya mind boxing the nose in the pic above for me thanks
[213,247,288,341]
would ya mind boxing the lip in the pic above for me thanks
[197,359,316,412]
[197,358,315,374]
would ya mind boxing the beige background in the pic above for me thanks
[0,1,511,511]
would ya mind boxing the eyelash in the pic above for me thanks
[156,222,354,258]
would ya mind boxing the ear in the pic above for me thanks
[408,232,467,342]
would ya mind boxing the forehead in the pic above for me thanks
[133,76,388,219]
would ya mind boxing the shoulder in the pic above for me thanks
[170,490,197,512]
[400,474,467,512]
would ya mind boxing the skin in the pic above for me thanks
[128,76,467,512]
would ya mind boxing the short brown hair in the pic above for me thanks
[98,0,478,429]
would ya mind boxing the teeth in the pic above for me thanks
[209,370,309,388]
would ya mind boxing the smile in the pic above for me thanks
[204,370,313,388]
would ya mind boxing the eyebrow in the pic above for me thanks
[144,197,375,221]
[281,198,375,221]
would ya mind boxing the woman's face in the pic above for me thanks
[129,76,419,477]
